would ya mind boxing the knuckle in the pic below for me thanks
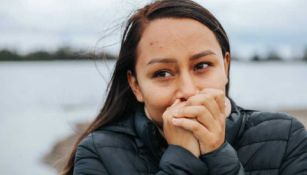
[187,96,198,105]
[207,94,215,101]
[162,112,171,121]
[211,139,221,148]
[196,105,204,112]
[192,124,200,132]
[199,107,208,117]
[162,114,167,121]
[217,91,225,98]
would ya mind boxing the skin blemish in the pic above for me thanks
[149,41,158,46]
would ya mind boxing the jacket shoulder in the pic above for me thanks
[246,110,305,131]
[75,127,150,174]
[238,110,303,146]
[246,110,295,125]
[78,129,137,152]
[235,108,307,173]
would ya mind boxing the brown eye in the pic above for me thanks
[153,70,172,78]
[194,62,210,71]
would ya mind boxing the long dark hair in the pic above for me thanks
[62,0,231,174]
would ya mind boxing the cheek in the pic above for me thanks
[197,69,228,90]
[140,82,175,122]
[142,82,174,107]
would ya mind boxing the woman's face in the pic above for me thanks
[128,18,230,126]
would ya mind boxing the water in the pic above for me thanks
[0,60,306,175]
[230,62,307,109]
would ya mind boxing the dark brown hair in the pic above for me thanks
[62,0,231,174]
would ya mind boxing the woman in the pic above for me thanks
[63,0,307,174]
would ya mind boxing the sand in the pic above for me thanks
[281,109,307,127]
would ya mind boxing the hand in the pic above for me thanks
[163,99,201,157]
[172,88,228,154]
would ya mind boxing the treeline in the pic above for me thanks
[1,47,307,62]
[0,47,116,61]
[249,50,307,62]
[231,48,307,62]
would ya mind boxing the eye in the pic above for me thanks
[153,70,173,78]
[194,62,210,71]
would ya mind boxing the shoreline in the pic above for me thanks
[279,108,307,127]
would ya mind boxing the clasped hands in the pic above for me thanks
[163,88,228,157]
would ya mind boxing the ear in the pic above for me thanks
[127,71,144,102]
[223,52,231,83]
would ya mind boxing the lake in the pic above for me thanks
[0,60,306,175]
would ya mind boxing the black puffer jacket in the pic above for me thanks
[73,100,307,174]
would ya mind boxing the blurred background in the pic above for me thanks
[0,0,306,174]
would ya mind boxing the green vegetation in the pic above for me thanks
[0,47,116,61]
[303,48,307,62]
[266,51,282,61]
[0,47,307,62]
[249,49,307,62]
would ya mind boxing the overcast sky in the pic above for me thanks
[1,0,306,59]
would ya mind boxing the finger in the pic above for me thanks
[172,118,211,141]
[165,99,181,116]
[164,99,186,122]
[174,105,218,131]
[199,88,226,115]
[171,99,181,107]
[225,97,231,114]
[187,93,221,119]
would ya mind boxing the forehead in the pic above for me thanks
[137,18,222,61]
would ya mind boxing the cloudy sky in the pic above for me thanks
[1,0,307,59]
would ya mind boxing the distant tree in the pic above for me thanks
[266,51,282,61]
[303,47,307,61]
[0,49,21,61]
[97,52,117,60]
[251,54,261,62]
[25,51,52,61]
[53,47,75,60]
[0,47,117,61]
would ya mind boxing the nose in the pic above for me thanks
[176,72,198,101]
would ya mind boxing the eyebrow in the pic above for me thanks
[147,50,216,65]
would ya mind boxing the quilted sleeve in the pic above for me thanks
[200,142,245,175]
[73,134,109,175]
[280,117,307,174]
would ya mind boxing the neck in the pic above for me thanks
[144,106,165,136]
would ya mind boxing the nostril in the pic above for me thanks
[179,97,187,102]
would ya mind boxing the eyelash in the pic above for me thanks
[152,70,172,78]
[194,62,211,72]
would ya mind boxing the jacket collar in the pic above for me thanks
[225,98,244,147]
[100,113,137,137]
[134,107,166,162]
